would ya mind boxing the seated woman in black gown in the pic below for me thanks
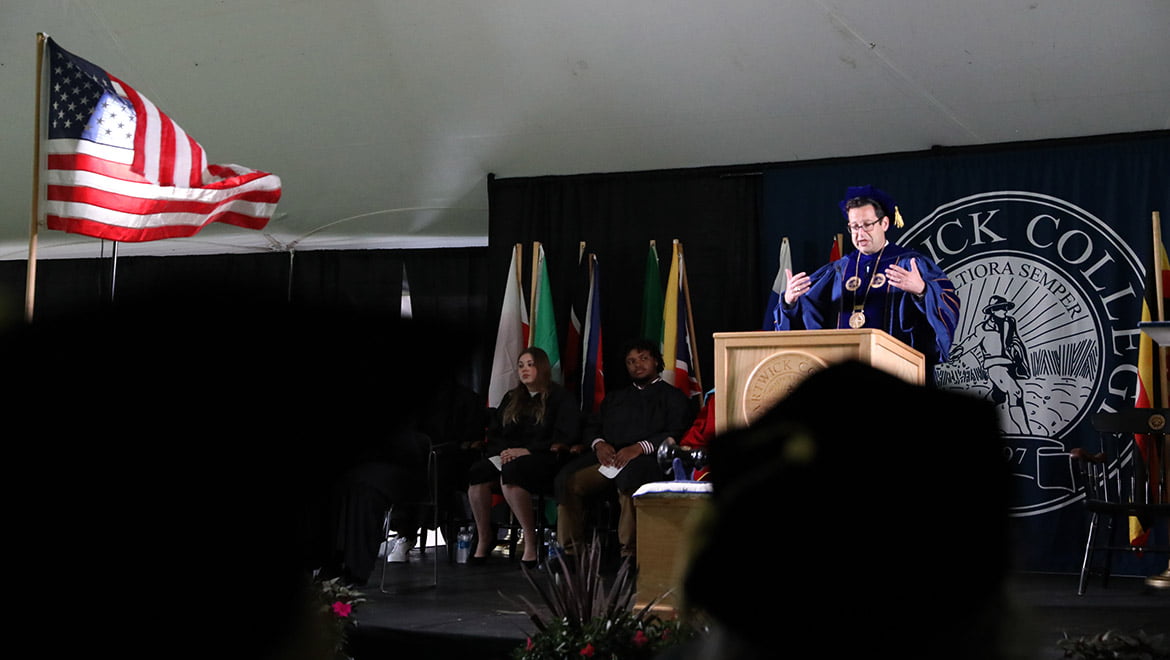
[467,347,580,566]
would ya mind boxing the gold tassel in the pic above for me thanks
[894,206,904,228]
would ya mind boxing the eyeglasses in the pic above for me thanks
[846,218,882,233]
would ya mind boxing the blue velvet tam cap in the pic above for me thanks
[839,185,903,228]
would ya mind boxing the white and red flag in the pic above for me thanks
[488,244,529,408]
[39,37,282,242]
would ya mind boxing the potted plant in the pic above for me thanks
[509,536,704,659]
[313,577,367,660]
[1057,629,1168,660]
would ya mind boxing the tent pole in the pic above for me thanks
[287,250,296,303]
[110,242,119,302]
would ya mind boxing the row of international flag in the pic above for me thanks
[488,240,703,414]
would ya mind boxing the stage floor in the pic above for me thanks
[348,545,1169,660]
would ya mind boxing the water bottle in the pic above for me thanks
[547,531,562,563]
[455,526,471,564]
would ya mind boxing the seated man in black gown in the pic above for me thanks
[554,338,694,560]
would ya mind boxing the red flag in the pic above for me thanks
[40,37,281,242]
[829,233,844,261]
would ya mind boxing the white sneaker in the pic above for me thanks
[387,536,415,563]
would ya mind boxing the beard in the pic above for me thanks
[631,372,657,386]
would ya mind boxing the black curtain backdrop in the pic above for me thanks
[0,247,491,391]
[487,167,763,396]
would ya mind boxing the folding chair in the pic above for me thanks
[380,436,443,593]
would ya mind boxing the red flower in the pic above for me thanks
[526,637,535,651]
[331,601,352,618]
[632,630,649,648]
[579,642,595,657]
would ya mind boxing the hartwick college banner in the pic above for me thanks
[760,132,1170,573]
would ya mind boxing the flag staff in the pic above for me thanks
[109,242,119,301]
[514,242,525,348]
[530,241,541,323]
[514,242,523,284]
[286,251,296,303]
[1149,210,1170,590]
[677,239,703,393]
[1154,211,1166,408]
[26,32,48,323]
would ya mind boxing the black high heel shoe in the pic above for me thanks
[520,559,538,570]
[467,554,489,566]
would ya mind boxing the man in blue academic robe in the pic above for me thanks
[767,185,960,373]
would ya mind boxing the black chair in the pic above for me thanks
[1071,409,1170,594]
[379,436,444,593]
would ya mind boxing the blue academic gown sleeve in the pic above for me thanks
[888,249,960,365]
[767,260,846,332]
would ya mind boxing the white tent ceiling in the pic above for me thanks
[2,1,1168,261]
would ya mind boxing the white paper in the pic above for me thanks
[598,464,622,479]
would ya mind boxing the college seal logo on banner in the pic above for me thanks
[901,192,1146,516]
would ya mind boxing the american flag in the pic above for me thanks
[42,37,281,242]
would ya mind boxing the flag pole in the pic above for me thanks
[286,251,296,303]
[1154,211,1167,408]
[678,240,704,393]
[514,242,523,288]
[26,33,48,323]
[1150,210,1170,589]
[110,241,119,302]
[530,242,541,327]
[514,242,525,347]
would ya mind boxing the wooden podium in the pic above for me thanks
[713,329,925,434]
[632,329,923,613]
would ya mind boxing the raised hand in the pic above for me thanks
[885,258,926,296]
[783,268,813,304]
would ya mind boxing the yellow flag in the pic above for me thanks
[661,240,681,386]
